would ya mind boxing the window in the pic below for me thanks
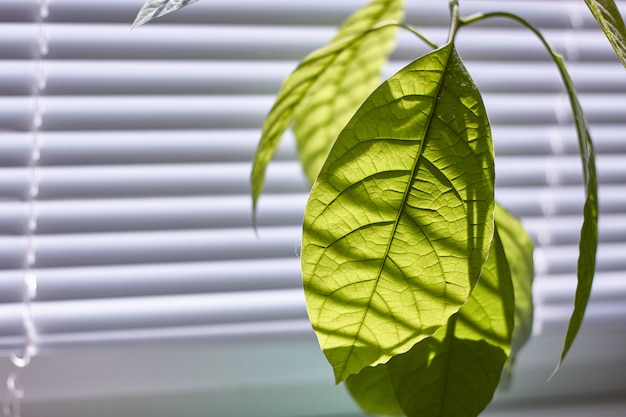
[1,1,625,416]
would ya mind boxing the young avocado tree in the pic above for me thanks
[135,1,626,416]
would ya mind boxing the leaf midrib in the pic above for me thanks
[338,43,454,381]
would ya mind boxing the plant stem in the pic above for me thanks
[399,23,438,49]
[448,0,461,43]
[460,12,557,56]
[369,21,438,50]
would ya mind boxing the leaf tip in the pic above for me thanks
[547,362,560,382]
[130,18,145,30]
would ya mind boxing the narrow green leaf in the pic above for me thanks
[495,203,534,387]
[133,0,199,27]
[460,10,600,367]
[251,0,404,215]
[301,43,495,383]
[345,364,404,417]
[547,36,599,367]
[386,229,515,417]
[585,0,626,68]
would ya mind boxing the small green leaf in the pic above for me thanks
[301,43,495,383]
[345,364,404,417]
[585,0,626,68]
[386,229,514,417]
[251,0,403,215]
[133,0,199,27]
[495,203,534,387]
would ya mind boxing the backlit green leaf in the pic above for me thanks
[495,203,534,387]
[133,0,199,27]
[301,43,495,383]
[585,0,626,68]
[386,228,514,417]
[251,0,403,215]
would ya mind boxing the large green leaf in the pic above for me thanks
[251,0,403,215]
[301,43,495,383]
[495,203,534,386]
[585,0,626,68]
[133,0,200,27]
[386,228,514,417]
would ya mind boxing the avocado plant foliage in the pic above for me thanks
[134,0,626,415]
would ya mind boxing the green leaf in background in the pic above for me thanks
[345,364,404,417]
[133,0,200,27]
[385,228,514,417]
[301,42,495,383]
[585,0,626,68]
[495,203,534,387]
[293,0,403,183]
[251,0,404,215]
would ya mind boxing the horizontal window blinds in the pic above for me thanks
[0,0,625,366]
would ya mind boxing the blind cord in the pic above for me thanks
[2,2,48,415]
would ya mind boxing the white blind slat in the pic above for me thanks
[22,258,304,300]
[0,129,297,166]
[1,194,307,234]
[496,184,626,216]
[3,125,626,166]
[4,92,626,133]
[0,162,309,200]
[22,226,301,268]
[4,155,626,201]
[5,61,625,96]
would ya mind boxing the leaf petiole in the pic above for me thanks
[448,0,461,43]
[395,23,438,49]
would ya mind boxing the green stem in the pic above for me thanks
[460,12,558,57]
[448,0,461,43]
[371,21,438,50]
[399,23,438,49]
